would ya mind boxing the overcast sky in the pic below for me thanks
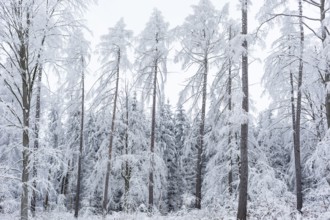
[84,0,270,115]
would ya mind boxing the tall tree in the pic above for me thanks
[0,1,92,218]
[96,18,132,215]
[237,0,249,219]
[206,18,241,201]
[135,9,169,212]
[175,0,224,209]
[293,0,304,211]
[64,30,90,218]
[258,0,309,212]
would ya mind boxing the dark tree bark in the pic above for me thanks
[293,0,304,212]
[17,4,32,219]
[31,66,42,217]
[227,27,233,195]
[103,49,121,216]
[237,0,249,219]
[74,57,85,218]
[21,57,30,220]
[20,21,31,220]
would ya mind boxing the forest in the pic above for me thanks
[0,0,330,219]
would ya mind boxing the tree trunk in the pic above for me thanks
[149,56,158,213]
[74,57,85,218]
[31,66,42,217]
[293,0,304,212]
[237,0,249,219]
[195,54,208,209]
[227,27,233,196]
[20,30,30,220]
[103,49,121,216]
[21,77,30,220]
[21,87,30,220]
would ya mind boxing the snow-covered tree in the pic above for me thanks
[259,0,309,211]
[0,0,94,218]
[135,8,170,212]
[62,29,90,218]
[203,16,241,208]
[173,105,190,210]
[237,0,249,218]
[95,18,133,215]
[175,0,226,209]
[157,101,177,212]
[110,90,150,212]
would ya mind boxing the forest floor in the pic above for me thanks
[1,208,330,220]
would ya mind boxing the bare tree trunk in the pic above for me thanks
[195,54,208,209]
[293,0,304,211]
[227,27,233,196]
[17,4,32,219]
[103,49,121,216]
[74,57,85,218]
[20,25,31,219]
[149,56,158,213]
[237,0,249,219]
[31,66,42,217]
[21,80,30,220]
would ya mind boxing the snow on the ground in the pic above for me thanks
[1,209,330,220]
[1,203,330,220]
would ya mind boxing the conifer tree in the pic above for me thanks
[135,9,170,212]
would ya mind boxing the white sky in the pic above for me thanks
[84,0,271,115]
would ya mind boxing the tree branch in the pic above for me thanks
[302,0,320,7]
[271,13,320,21]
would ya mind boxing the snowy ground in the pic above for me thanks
[1,209,330,220]
[1,210,235,220]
